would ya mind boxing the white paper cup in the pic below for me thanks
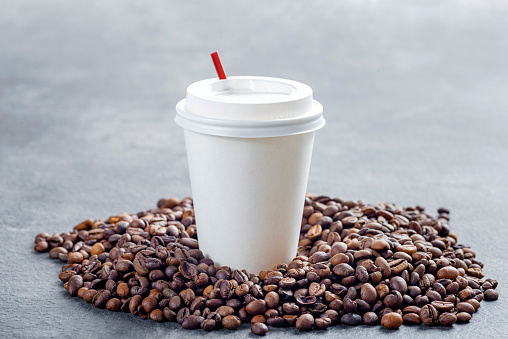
[175,76,325,274]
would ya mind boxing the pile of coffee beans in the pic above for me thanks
[34,195,499,335]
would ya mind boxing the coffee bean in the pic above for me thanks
[420,304,439,325]
[35,241,49,252]
[93,289,111,308]
[296,314,314,330]
[362,312,379,325]
[222,315,241,330]
[341,313,362,326]
[439,312,457,326]
[381,312,403,329]
[251,322,268,336]
[182,315,205,329]
[67,275,83,296]
[457,312,472,322]
[437,266,459,280]
[142,296,158,313]
[456,302,475,314]
[484,289,499,301]
[389,276,407,294]
[264,291,279,308]
[430,300,454,312]
[403,313,421,324]
[332,263,354,277]
[246,300,266,315]
[106,298,121,312]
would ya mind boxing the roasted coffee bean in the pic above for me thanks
[341,313,362,326]
[182,315,205,329]
[403,313,421,324]
[484,289,499,301]
[296,314,314,331]
[246,300,266,315]
[420,304,439,326]
[457,312,472,322]
[438,312,457,326]
[456,302,475,314]
[142,296,158,313]
[93,289,111,308]
[381,312,403,329]
[264,291,279,308]
[176,307,190,324]
[362,312,379,325]
[106,298,122,312]
[389,276,407,294]
[315,316,332,329]
[430,301,454,312]
[222,315,241,330]
[437,266,459,280]
[67,275,83,296]
[35,241,49,252]
[251,322,269,336]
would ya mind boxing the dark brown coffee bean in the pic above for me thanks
[222,315,241,330]
[333,263,354,277]
[355,266,369,283]
[176,307,190,324]
[341,313,362,326]
[296,314,314,330]
[389,276,407,294]
[246,300,266,315]
[163,307,177,321]
[430,300,454,312]
[456,302,475,314]
[67,275,83,296]
[216,305,234,318]
[362,312,379,325]
[179,288,196,306]
[182,315,205,329]
[201,318,216,331]
[115,260,133,273]
[264,291,279,308]
[142,296,158,313]
[49,247,67,259]
[35,241,49,252]
[403,313,421,324]
[457,312,472,322]
[129,295,142,315]
[375,257,391,278]
[93,289,111,308]
[381,312,403,329]
[220,280,236,299]
[251,322,268,336]
[438,312,457,326]
[484,289,499,301]
[420,304,439,325]
[106,298,122,312]
[295,294,317,306]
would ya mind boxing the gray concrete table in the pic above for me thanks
[1,1,506,338]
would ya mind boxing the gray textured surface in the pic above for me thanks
[0,1,507,338]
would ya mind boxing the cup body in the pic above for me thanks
[175,76,325,274]
[184,129,315,273]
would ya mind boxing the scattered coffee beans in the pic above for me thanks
[34,194,499,335]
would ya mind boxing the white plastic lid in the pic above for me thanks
[175,76,325,138]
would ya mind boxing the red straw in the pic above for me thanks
[210,51,227,79]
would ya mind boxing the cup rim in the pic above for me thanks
[175,98,325,138]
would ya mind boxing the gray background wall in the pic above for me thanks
[0,1,506,338]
